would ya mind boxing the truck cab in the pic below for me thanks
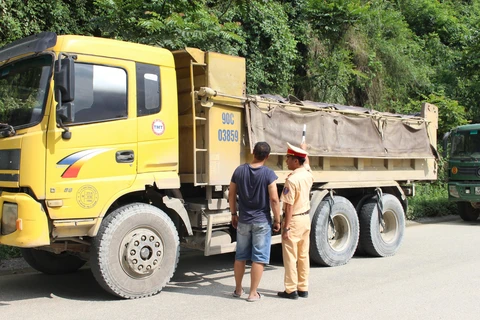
[444,124,480,221]
[0,33,188,296]
[0,31,181,244]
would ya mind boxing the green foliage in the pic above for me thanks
[293,0,370,103]
[407,183,456,220]
[0,0,93,47]
[394,94,468,140]
[229,1,298,95]
[306,0,369,42]
[93,0,244,54]
[360,1,433,109]
[297,35,354,103]
[297,0,435,108]
[0,245,21,260]
[425,94,468,139]
[397,0,467,47]
[455,2,480,122]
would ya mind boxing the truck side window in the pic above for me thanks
[73,64,127,124]
[136,63,161,116]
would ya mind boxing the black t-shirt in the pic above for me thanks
[231,163,278,224]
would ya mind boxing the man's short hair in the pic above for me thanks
[288,155,306,165]
[253,142,271,161]
[296,156,306,165]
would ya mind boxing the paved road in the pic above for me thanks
[0,216,479,320]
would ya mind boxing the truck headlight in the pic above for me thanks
[449,185,459,198]
[1,202,18,235]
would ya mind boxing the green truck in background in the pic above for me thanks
[444,124,480,221]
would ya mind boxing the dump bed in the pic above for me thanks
[173,48,438,187]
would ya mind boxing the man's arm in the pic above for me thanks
[229,182,238,229]
[268,181,281,232]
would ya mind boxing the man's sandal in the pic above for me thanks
[232,289,244,298]
[246,292,262,302]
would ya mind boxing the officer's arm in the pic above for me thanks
[282,203,293,240]
[282,181,295,235]
[300,142,311,169]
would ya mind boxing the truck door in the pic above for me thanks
[135,62,179,187]
[46,56,137,220]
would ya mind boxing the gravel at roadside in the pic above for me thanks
[0,257,31,275]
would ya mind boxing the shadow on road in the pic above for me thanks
[163,244,286,299]
[0,245,287,304]
[0,268,113,305]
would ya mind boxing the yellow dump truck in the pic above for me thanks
[0,32,438,298]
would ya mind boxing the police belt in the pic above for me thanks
[292,211,309,217]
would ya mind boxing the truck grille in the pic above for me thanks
[458,166,480,177]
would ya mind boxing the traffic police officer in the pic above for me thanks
[278,142,314,299]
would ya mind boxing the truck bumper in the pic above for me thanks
[0,192,50,247]
[448,182,480,201]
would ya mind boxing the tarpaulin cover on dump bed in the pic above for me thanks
[247,100,434,159]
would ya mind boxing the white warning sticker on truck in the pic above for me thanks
[152,119,165,135]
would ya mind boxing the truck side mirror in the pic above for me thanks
[57,102,75,124]
[442,131,451,158]
[54,57,75,103]
[54,55,75,140]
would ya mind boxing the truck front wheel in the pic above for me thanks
[21,248,86,274]
[310,196,360,267]
[90,203,179,299]
[458,202,480,221]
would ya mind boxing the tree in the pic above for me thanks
[0,0,93,46]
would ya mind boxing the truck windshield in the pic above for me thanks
[451,130,480,159]
[0,55,52,128]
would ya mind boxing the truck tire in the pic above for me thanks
[359,194,405,257]
[21,248,86,274]
[352,194,375,256]
[310,196,359,267]
[457,202,480,221]
[90,203,179,299]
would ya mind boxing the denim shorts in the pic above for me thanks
[235,221,272,264]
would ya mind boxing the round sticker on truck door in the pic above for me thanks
[76,185,99,209]
[152,119,165,135]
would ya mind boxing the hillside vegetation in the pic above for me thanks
[0,0,468,258]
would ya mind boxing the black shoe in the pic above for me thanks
[277,290,299,300]
[298,290,308,298]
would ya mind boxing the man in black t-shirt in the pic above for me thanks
[229,142,281,302]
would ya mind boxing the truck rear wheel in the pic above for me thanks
[21,248,86,274]
[310,196,359,267]
[359,194,405,257]
[90,203,179,299]
[457,202,480,221]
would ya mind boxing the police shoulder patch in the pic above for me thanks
[283,187,289,195]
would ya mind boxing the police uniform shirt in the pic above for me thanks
[280,166,314,215]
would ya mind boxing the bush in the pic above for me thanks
[0,245,21,260]
[407,182,457,220]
